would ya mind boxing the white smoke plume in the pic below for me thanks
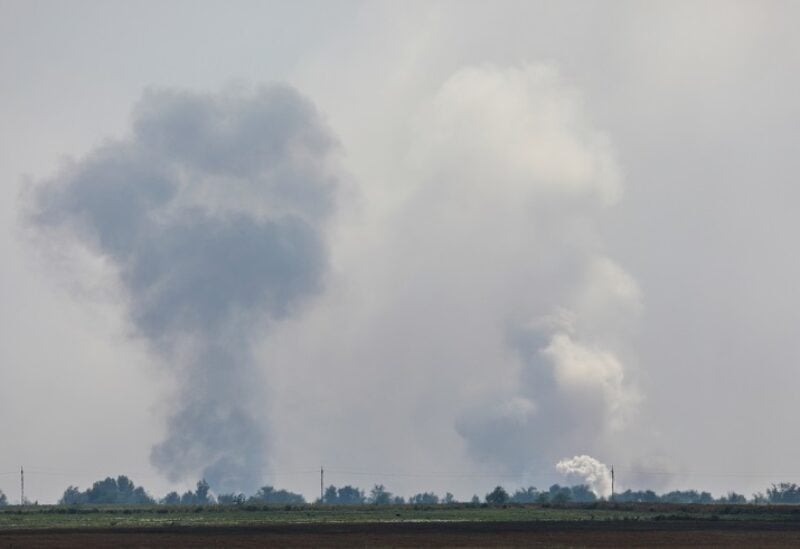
[421,65,641,475]
[556,455,612,498]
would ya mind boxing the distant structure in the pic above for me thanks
[611,465,615,501]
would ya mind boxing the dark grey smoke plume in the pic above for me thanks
[29,85,338,492]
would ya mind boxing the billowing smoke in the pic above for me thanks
[27,85,339,492]
[556,455,612,498]
[257,64,643,498]
[409,65,641,478]
[24,64,640,498]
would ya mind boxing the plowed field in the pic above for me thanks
[4,520,800,548]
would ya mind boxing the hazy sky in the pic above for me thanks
[2,0,800,503]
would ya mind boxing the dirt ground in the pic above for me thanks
[3,520,800,548]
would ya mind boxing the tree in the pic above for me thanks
[752,492,768,504]
[536,492,550,503]
[60,486,88,505]
[217,493,246,505]
[570,484,597,503]
[409,492,439,505]
[180,491,195,505]
[323,485,338,504]
[443,492,455,504]
[548,484,571,504]
[336,485,366,504]
[661,490,713,504]
[511,486,540,503]
[485,486,509,505]
[195,479,211,504]
[0,489,7,507]
[59,476,154,505]
[616,489,658,503]
[161,492,180,505]
[179,479,214,505]
[250,486,305,504]
[323,485,365,505]
[767,483,800,504]
[718,491,747,504]
[368,484,392,505]
[698,491,714,504]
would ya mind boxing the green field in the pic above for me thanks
[2,502,799,531]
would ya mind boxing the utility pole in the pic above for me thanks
[320,466,324,504]
[20,466,24,506]
[610,465,614,502]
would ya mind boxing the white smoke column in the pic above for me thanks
[410,64,642,475]
[27,85,340,493]
[556,455,612,498]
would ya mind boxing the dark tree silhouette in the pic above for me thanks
[767,483,800,503]
[59,476,154,505]
[368,484,392,505]
[409,492,439,505]
[179,479,214,505]
[485,486,509,505]
[322,485,365,504]
[511,486,540,503]
[161,491,181,505]
[250,486,305,504]
[217,493,246,504]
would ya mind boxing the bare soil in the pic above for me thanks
[3,520,800,548]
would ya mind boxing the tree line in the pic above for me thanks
[1,478,800,506]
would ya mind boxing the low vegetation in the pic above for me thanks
[4,501,800,532]
[2,477,800,509]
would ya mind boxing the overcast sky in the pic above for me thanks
[2,0,800,503]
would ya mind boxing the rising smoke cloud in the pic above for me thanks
[397,65,641,479]
[257,64,643,497]
[27,85,339,493]
[556,455,612,498]
[24,65,641,498]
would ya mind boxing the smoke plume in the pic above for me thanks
[257,64,643,497]
[27,85,339,492]
[556,455,612,498]
[405,65,641,476]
